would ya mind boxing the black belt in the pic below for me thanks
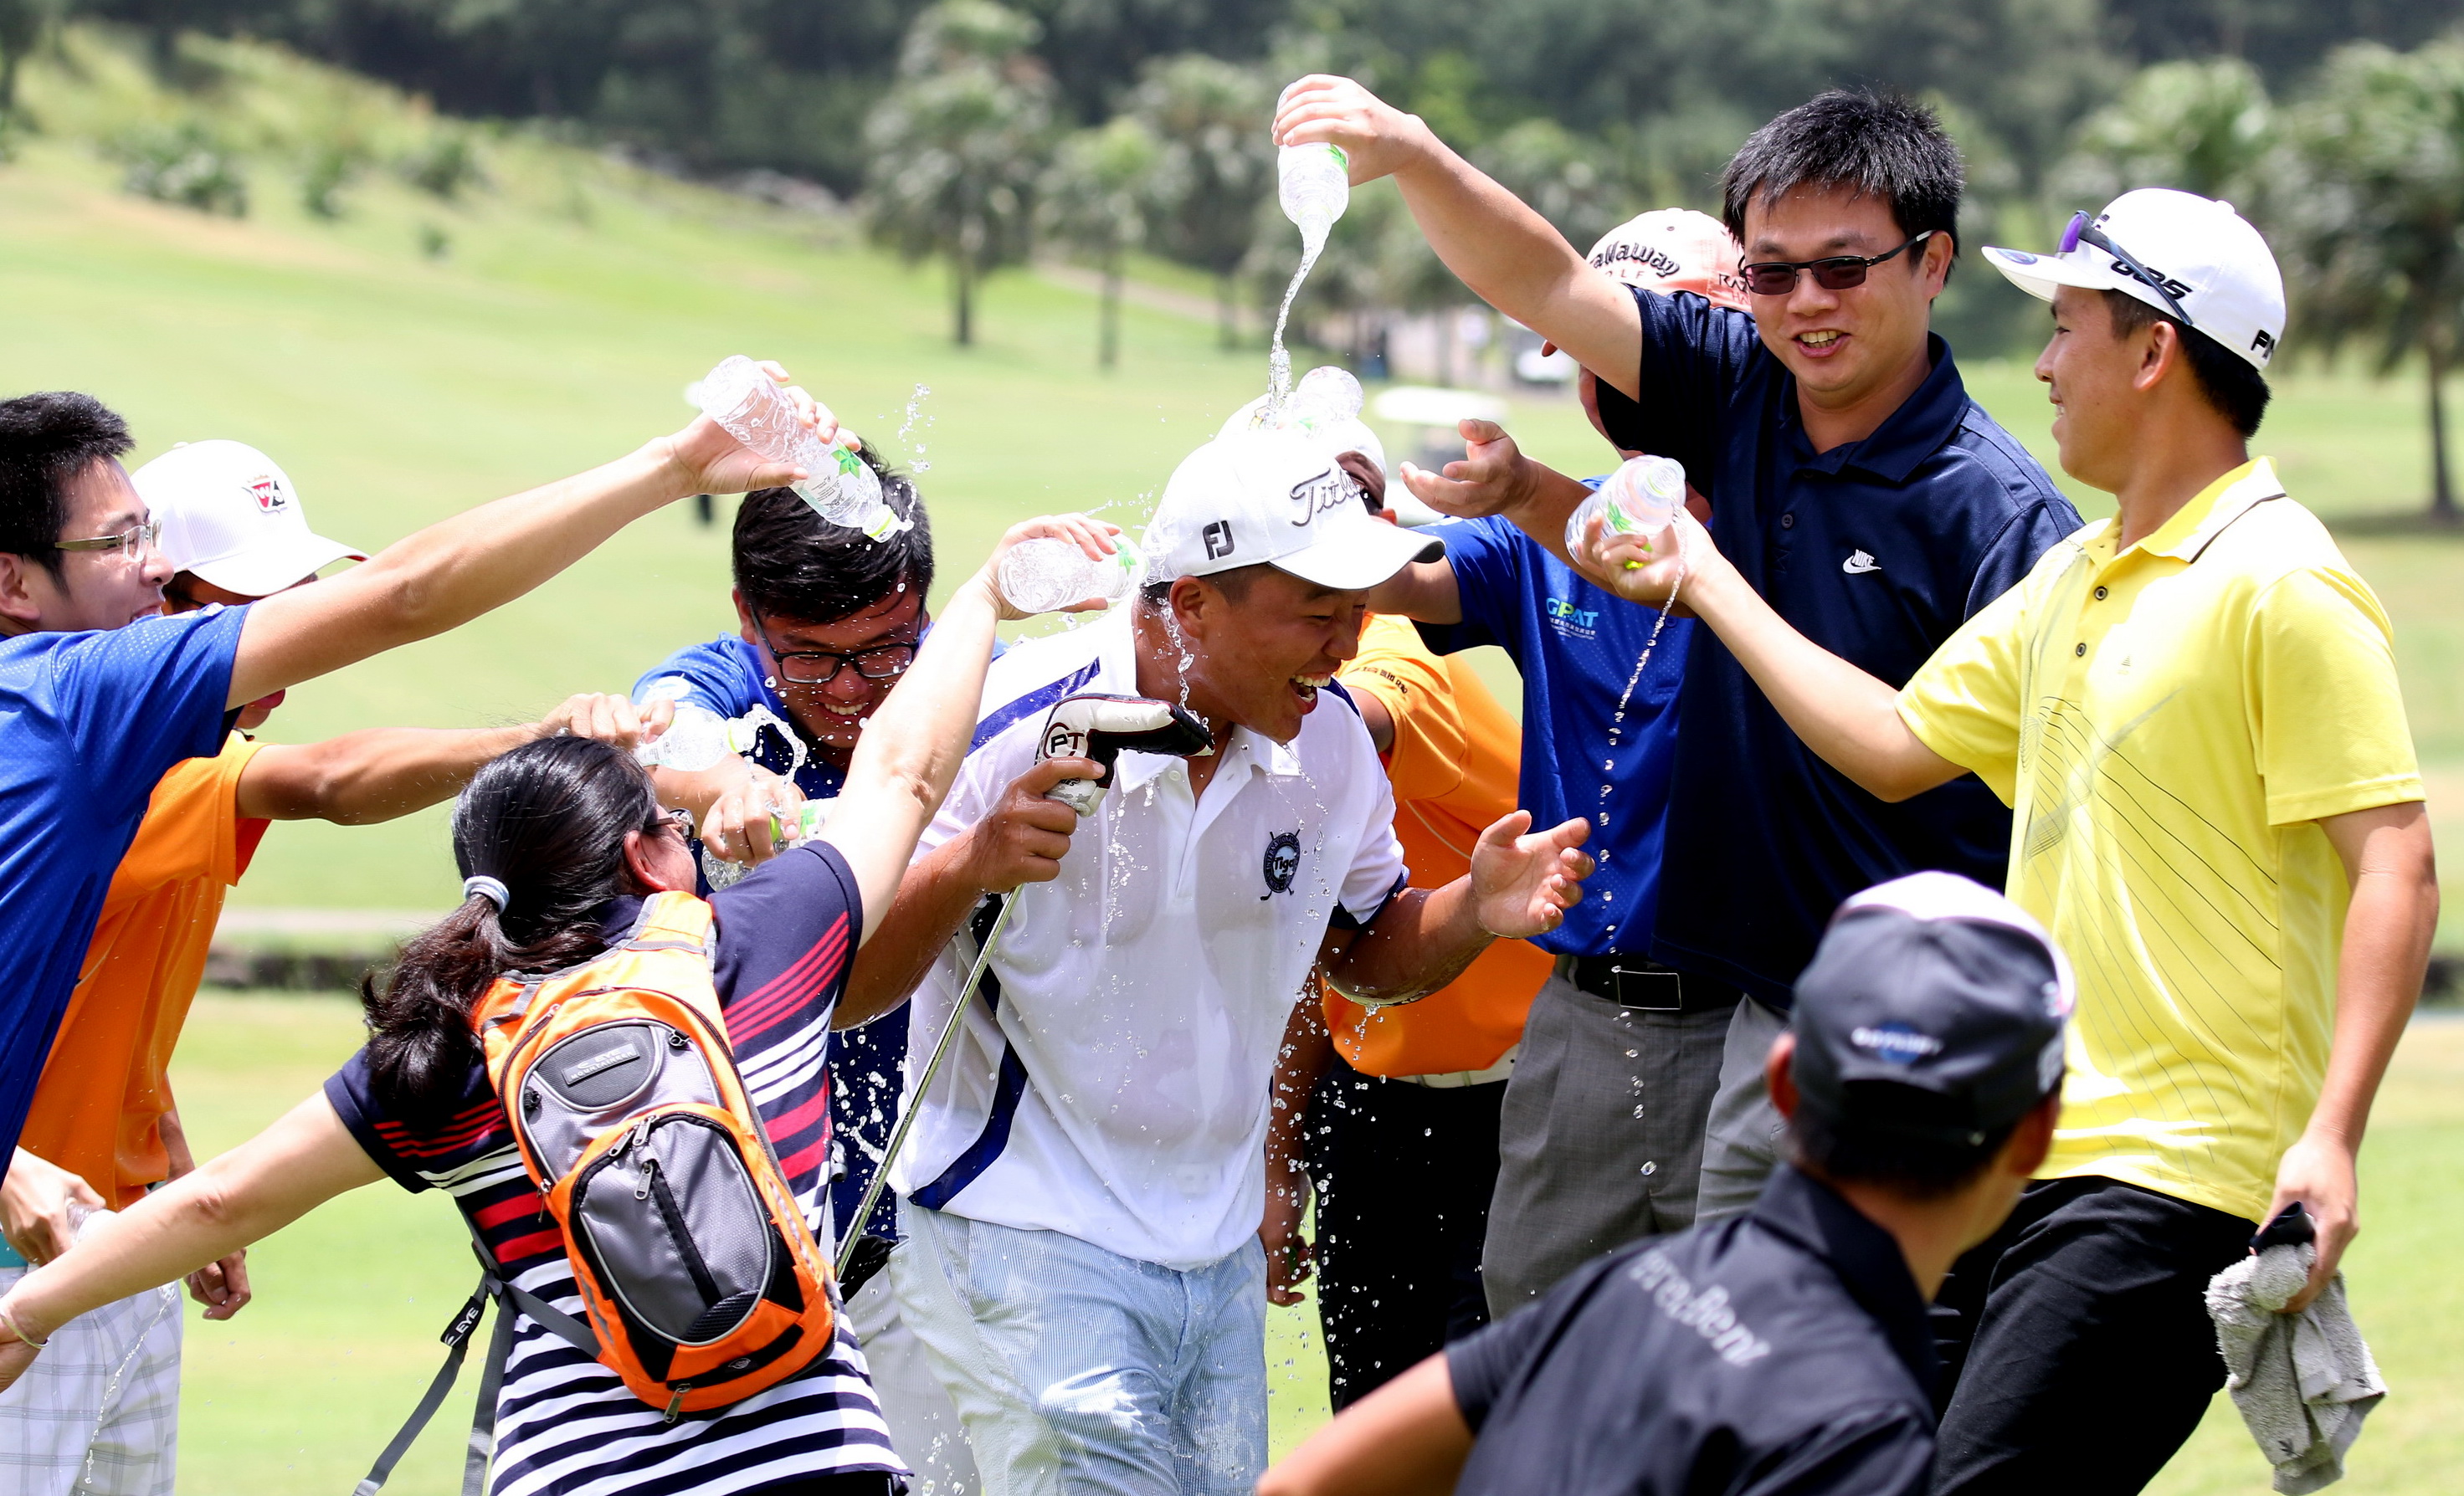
[1558,955,1741,1015]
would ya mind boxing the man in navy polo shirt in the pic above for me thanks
[0,377,810,1166]
[1277,82,2080,1223]
[628,462,973,1493]
[1370,208,1757,1311]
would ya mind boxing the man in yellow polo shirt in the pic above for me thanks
[1569,188,2435,1495]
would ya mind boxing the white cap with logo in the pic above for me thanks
[1982,187,2285,371]
[1142,430,1442,591]
[132,440,367,597]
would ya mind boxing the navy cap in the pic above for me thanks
[1792,873,2072,1146]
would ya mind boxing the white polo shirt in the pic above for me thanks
[886,611,1409,1268]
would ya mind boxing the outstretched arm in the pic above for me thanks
[1260,1353,1472,1496]
[226,367,824,708]
[236,693,661,825]
[820,515,1122,947]
[1580,515,1964,802]
[1274,77,1644,398]
[1325,811,1590,1006]
[0,1094,382,1390]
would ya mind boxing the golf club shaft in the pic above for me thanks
[834,890,1020,1279]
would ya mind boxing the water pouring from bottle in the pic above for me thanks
[696,356,910,539]
[1269,143,1350,412]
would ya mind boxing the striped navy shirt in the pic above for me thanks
[326,844,903,1496]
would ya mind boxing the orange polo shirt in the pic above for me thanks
[1325,614,1550,1077]
[21,736,267,1206]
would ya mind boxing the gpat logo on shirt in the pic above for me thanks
[1546,596,1599,633]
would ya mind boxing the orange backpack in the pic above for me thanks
[470,891,839,1419]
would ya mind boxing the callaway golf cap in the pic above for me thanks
[1982,187,2285,371]
[1789,871,2073,1147]
[1584,207,1750,311]
[1143,428,1442,590]
[136,440,366,595]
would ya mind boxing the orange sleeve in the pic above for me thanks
[103,737,264,906]
[1342,614,1468,804]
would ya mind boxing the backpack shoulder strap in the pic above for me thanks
[352,1217,601,1496]
[624,890,716,955]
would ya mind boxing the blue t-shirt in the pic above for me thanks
[1619,288,2082,1010]
[633,634,903,1242]
[0,605,250,1159]
[1415,505,1684,958]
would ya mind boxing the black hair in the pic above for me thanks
[0,392,134,580]
[2102,290,2272,438]
[1137,562,1271,607]
[731,443,933,625]
[1721,91,1964,283]
[362,736,667,1120]
[1789,1084,2025,1201]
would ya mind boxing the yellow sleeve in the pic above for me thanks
[1896,576,2031,806]
[2248,567,2423,825]
[1341,615,1467,803]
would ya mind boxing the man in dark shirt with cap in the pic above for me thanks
[1259,870,2070,1496]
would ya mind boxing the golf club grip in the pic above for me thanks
[833,891,1020,1279]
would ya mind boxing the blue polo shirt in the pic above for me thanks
[1415,507,1684,958]
[1617,289,2080,1010]
[634,634,904,1242]
[0,606,249,1160]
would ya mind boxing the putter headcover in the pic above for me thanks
[1036,693,1213,816]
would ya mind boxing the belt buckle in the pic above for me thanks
[1611,966,1681,1012]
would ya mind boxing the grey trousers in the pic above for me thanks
[1693,996,1792,1225]
[1481,973,1735,1315]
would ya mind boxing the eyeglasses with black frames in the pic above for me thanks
[748,605,920,685]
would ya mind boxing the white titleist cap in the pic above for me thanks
[134,440,367,597]
[1982,188,2285,371]
[1143,430,1442,591]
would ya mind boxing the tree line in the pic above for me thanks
[8,0,2464,510]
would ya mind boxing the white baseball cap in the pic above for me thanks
[1982,188,2285,371]
[133,440,367,596]
[1584,207,1749,310]
[1142,429,1442,591]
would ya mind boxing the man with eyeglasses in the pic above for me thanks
[1273,84,2082,1232]
[1573,188,2435,1494]
[0,373,810,1227]
[627,461,975,1496]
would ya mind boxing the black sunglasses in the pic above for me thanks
[1741,230,1934,297]
[2059,211,2195,328]
[748,605,920,685]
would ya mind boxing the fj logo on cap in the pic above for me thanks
[1851,1022,1943,1065]
[1202,520,1235,561]
[248,475,289,513]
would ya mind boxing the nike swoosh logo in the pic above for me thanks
[1842,550,1879,574]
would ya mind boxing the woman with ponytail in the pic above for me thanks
[0,514,1123,1496]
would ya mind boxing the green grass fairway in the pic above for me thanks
[170,996,2464,1493]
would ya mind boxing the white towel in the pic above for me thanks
[2205,1242,2388,1493]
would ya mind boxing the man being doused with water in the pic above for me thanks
[838,428,1594,1495]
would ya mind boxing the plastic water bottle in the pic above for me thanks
[1288,365,1363,427]
[1279,143,1350,254]
[703,800,832,891]
[998,537,1142,614]
[1566,454,1686,556]
[634,702,804,775]
[695,356,909,540]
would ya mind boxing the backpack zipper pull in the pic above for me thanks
[636,1154,658,1202]
[663,1386,688,1422]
